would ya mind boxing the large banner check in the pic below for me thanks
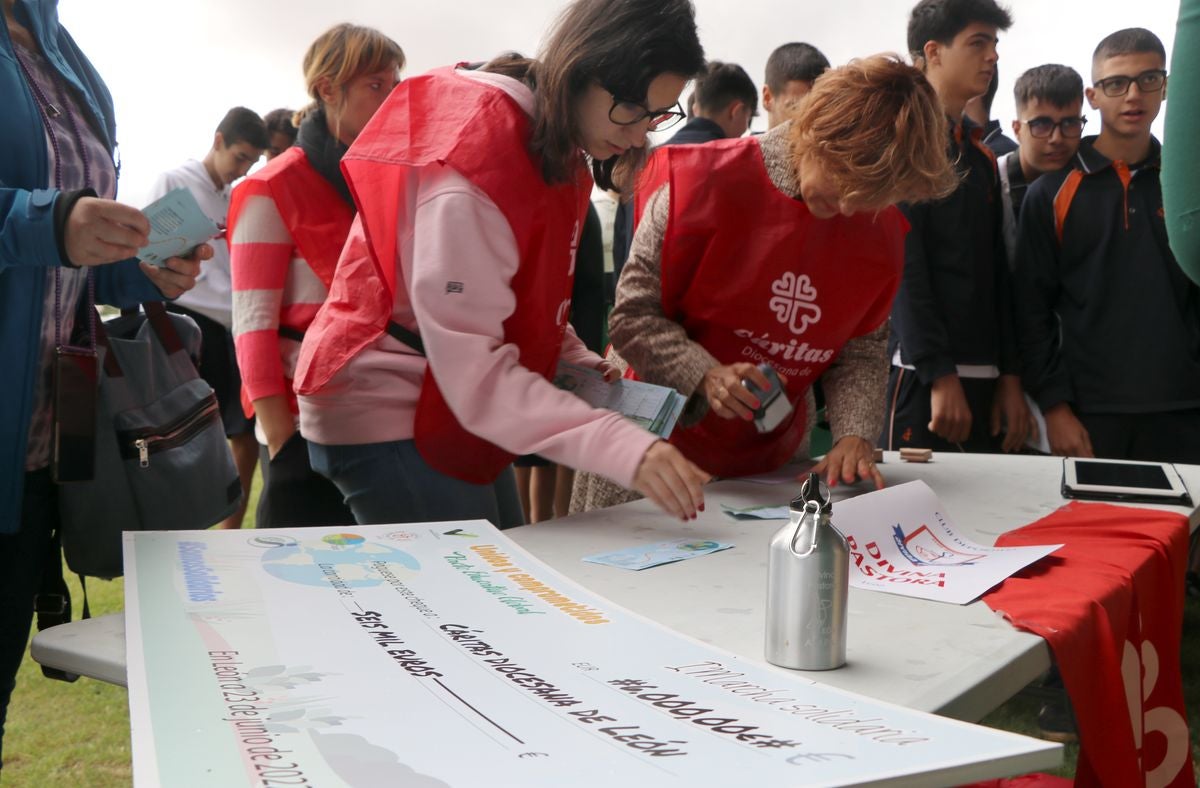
[124,521,1058,787]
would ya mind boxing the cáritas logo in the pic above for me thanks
[769,272,822,335]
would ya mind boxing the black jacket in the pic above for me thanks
[889,117,1019,383]
[1014,136,1200,413]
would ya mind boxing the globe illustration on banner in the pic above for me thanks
[323,533,366,547]
[261,535,421,588]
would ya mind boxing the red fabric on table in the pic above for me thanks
[960,775,1073,787]
[982,501,1193,788]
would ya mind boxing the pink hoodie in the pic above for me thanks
[297,70,656,489]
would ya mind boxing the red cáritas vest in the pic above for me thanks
[629,138,908,477]
[229,146,354,290]
[295,68,590,483]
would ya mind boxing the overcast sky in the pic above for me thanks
[57,0,1180,206]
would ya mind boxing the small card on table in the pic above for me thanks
[583,538,733,570]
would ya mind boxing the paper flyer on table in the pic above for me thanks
[123,522,1057,787]
[722,504,792,520]
[836,481,1062,605]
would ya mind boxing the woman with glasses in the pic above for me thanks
[573,56,959,512]
[293,0,710,527]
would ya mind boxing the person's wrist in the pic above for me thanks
[931,373,959,392]
[1045,402,1072,418]
[54,188,98,266]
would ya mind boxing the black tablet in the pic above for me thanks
[1061,458,1193,506]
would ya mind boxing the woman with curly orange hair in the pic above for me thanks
[574,55,959,511]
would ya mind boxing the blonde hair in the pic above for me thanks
[293,23,405,126]
[789,54,958,207]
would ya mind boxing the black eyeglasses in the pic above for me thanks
[1021,116,1087,139]
[1093,69,1167,98]
[608,96,686,132]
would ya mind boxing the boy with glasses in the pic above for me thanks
[997,64,1085,267]
[1014,28,1200,463]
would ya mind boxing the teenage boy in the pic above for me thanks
[997,64,1085,266]
[762,42,830,129]
[964,67,1017,156]
[676,61,758,142]
[885,0,1033,453]
[147,107,268,528]
[1015,28,1200,462]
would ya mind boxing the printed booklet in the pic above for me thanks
[555,362,685,439]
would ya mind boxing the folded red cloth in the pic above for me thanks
[982,501,1193,787]
[961,774,1072,787]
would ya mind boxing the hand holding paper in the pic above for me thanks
[554,361,685,439]
[140,243,211,299]
[63,197,151,266]
[136,187,221,267]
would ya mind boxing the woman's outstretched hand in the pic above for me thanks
[632,441,711,521]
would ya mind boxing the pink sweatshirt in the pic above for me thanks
[298,70,656,489]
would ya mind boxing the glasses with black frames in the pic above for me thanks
[1093,69,1167,98]
[608,96,686,132]
[1021,116,1087,139]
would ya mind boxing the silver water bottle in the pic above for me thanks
[765,473,849,670]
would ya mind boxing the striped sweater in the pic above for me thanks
[230,175,344,418]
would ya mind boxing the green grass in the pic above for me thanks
[2,468,262,787]
[3,472,1198,786]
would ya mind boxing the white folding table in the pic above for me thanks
[32,452,1199,722]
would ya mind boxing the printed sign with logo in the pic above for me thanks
[836,482,1062,604]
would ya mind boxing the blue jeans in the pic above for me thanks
[0,470,56,769]
[308,439,524,529]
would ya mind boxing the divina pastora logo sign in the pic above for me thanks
[892,524,985,566]
[769,272,821,335]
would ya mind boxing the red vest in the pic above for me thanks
[228,146,354,417]
[295,68,590,483]
[631,139,908,477]
[229,146,354,290]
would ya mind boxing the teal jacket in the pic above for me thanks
[1164,0,1200,284]
[1,0,162,532]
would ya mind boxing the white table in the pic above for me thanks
[32,453,1199,720]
